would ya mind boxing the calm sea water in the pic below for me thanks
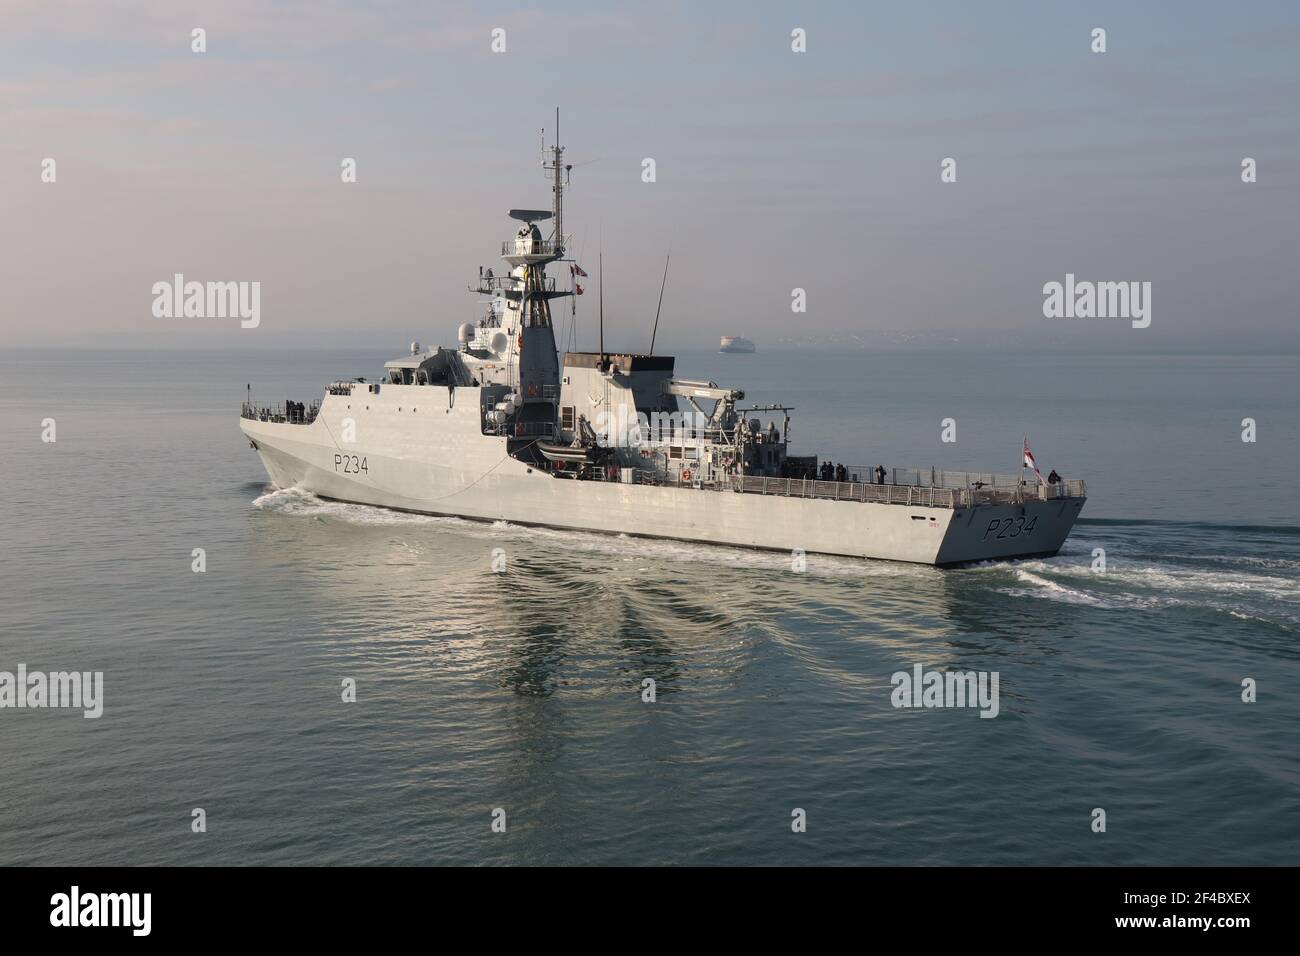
[1,347,1297,866]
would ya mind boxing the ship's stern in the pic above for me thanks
[933,495,1086,566]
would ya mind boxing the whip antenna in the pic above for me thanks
[650,253,670,355]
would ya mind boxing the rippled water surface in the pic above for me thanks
[1,348,1297,865]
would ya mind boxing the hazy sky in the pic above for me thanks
[2,0,1298,351]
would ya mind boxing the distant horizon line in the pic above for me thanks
[4,342,1299,356]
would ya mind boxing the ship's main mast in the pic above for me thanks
[546,108,567,255]
[468,112,575,420]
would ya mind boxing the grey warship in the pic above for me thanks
[240,124,1086,565]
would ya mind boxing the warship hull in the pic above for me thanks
[240,385,1084,567]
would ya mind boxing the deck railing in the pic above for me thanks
[489,421,556,439]
[722,471,1084,507]
[619,466,1085,508]
[241,400,320,425]
[500,238,565,259]
[820,466,1068,491]
[473,274,557,295]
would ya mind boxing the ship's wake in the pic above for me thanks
[249,486,1298,636]
[975,529,1300,635]
[251,486,464,528]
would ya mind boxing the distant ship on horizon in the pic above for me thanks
[719,335,756,353]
